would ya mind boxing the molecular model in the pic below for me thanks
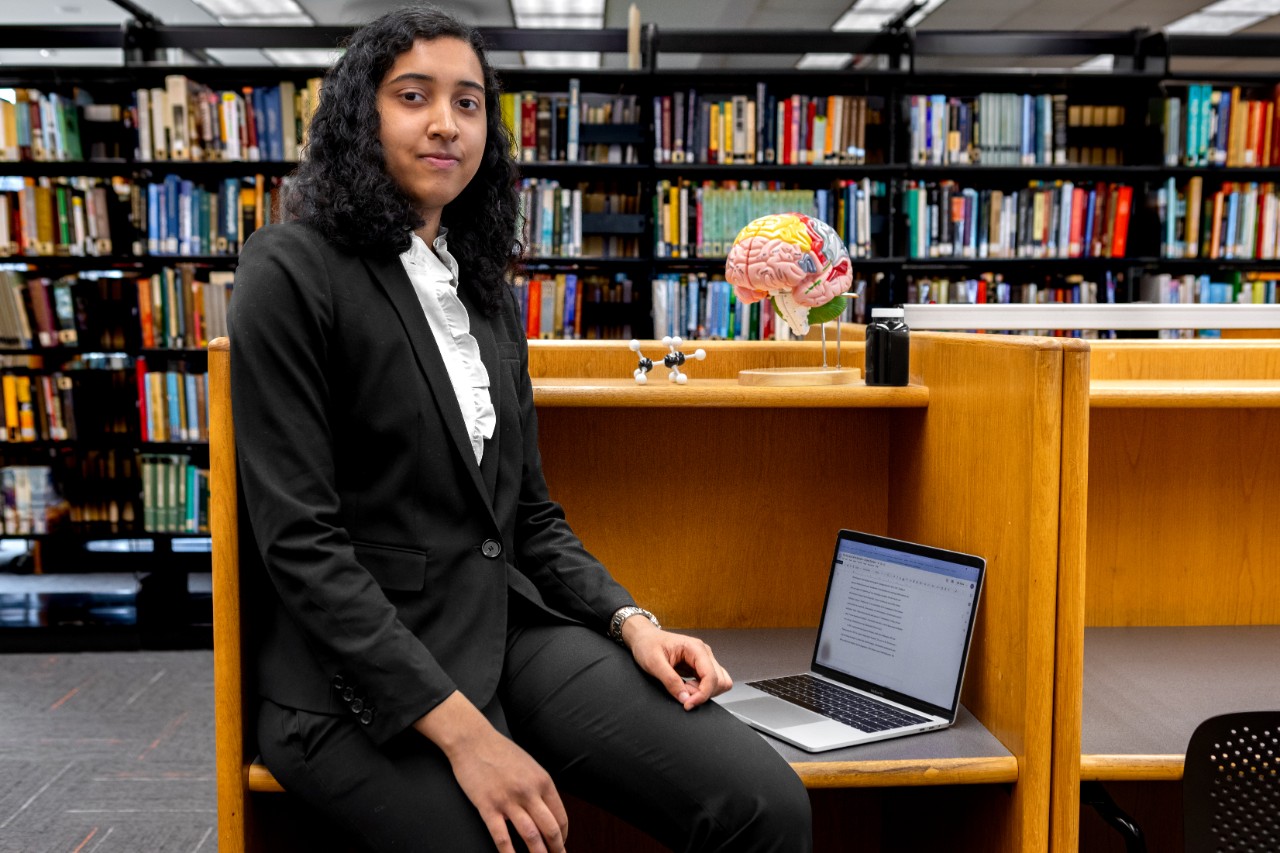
[629,337,706,385]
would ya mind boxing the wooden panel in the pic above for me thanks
[537,406,892,628]
[1050,340,1090,853]
[1091,379,1280,407]
[1086,407,1280,626]
[209,337,256,853]
[529,338,865,379]
[532,376,928,407]
[1090,340,1280,380]
[1079,755,1183,781]
[795,756,1018,788]
[889,332,1066,853]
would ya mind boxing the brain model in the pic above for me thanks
[724,213,854,336]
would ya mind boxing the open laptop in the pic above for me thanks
[714,529,985,752]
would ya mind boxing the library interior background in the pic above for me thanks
[3,0,1280,850]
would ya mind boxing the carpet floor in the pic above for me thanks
[0,651,216,853]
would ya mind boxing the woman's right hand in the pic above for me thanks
[414,691,568,852]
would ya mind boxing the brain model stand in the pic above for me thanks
[629,336,706,384]
[725,212,859,386]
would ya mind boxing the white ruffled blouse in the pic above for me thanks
[399,230,496,466]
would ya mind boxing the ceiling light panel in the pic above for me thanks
[795,52,855,69]
[1165,10,1267,32]
[1201,0,1280,12]
[832,9,897,30]
[190,0,311,24]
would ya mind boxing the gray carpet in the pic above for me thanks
[0,651,216,853]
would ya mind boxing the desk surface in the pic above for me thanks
[1091,379,1280,408]
[1081,626,1280,781]
[693,629,1016,788]
[531,377,930,408]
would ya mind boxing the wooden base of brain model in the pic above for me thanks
[724,213,854,337]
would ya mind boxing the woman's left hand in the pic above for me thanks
[621,619,733,710]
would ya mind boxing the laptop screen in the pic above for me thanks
[812,532,984,715]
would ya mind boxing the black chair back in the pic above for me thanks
[1183,711,1280,852]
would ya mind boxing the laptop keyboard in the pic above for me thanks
[747,674,930,733]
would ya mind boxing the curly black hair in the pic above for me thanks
[287,5,519,315]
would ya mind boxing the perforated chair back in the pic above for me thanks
[1183,711,1280,853]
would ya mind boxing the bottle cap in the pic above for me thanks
[871,307,906,319]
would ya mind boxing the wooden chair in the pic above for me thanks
[210,337,285,853]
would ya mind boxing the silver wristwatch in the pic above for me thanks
[608,606,660,645]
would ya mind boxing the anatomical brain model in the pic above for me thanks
[724,212,854,337]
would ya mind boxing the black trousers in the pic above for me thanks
[257,603,813,853]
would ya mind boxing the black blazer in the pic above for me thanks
[228,221,634,746]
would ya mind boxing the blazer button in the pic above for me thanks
[350,698,364,714]
[481,539,502,559]
[341,687,355,702]
[331,675,345,691]
[359,708,375,725]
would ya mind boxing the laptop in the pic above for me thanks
[714,529,985,753]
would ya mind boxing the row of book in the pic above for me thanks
[901,180,1134,260]
[653,179,885,259]
[1157,178,1280,261]
[0,173,287,259]
[134,76,322,163]
[49,448,139,530]
[139,453,209,533]
[1157,84,1280,169]
[510,272,636,340]
[137,266,232,349]
[0,465,61,535]
[651,272,868,341]
[0,358,210,444]
[0,267,232,351]
[0,272,78,348]
[501,85,641,164]
[0,78,323,164]
[908,95,1127,167]
[904,272,1117,306]
[1,176,126,257]
[1139,271,1280,305]
[517,179,643,259]
[902,272,1120,339]
[141,173,288,256]
[1138,271,1280,338]
[0,90,89,163]
[136,360,208,443]
[653,90,879,166]
[0,369,76,442]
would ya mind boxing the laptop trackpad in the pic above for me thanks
[732,697,829,729]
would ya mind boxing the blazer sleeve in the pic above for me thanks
[228,223,455,745]
[502,293,637,629]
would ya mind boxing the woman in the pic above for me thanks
[228,7,812,852]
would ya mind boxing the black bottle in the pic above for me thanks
[865,307,910,386]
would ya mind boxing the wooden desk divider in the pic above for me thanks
[213,334,1076,853]
[1052,340,1280,852]
[530,334,1070,853]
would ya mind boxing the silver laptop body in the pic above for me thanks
[714,529,985,753]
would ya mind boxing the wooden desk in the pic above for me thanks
[1081,626,1280,782]
[531,335,1073,853]
[698,628,1017,788]
[1047,341,1280,852]
[217,335,1072,853]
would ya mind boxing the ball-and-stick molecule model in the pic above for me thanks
[630,337,706,385]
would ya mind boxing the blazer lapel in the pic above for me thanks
[361,252,492,514]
